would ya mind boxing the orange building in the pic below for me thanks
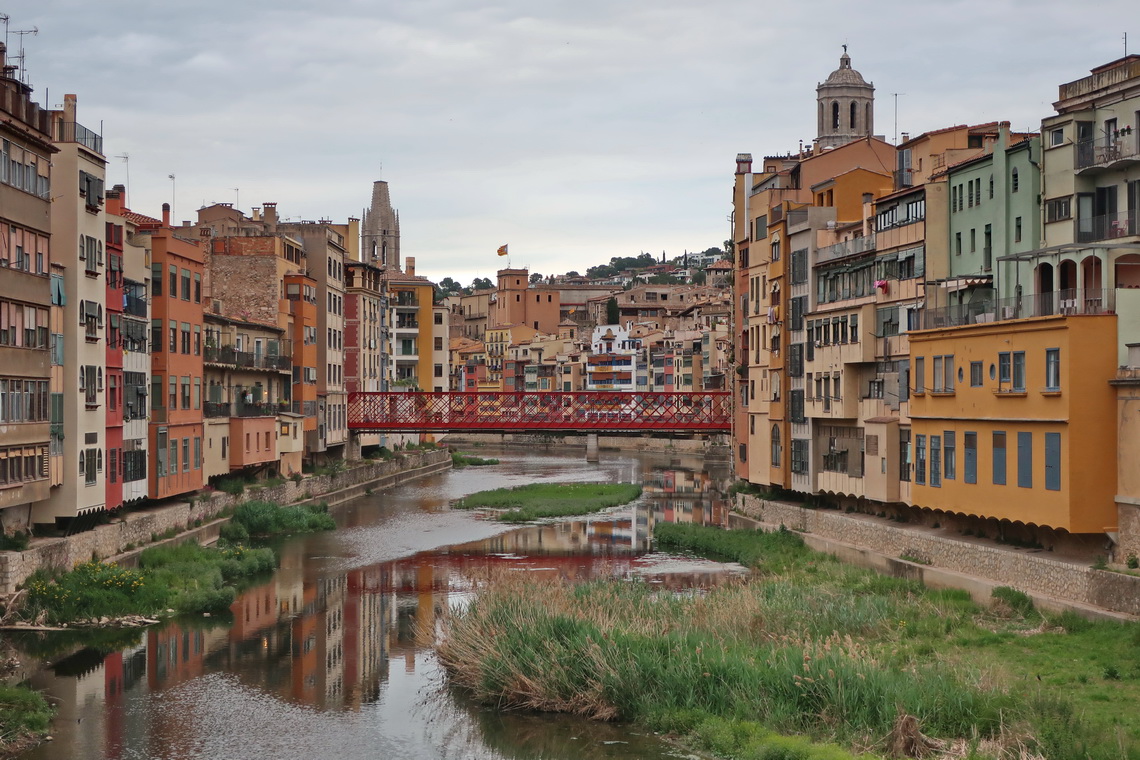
[130,204,205,499]
[492,268,561,334]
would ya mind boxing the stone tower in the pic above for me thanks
[815,47,874,150]
[361,180,400,270]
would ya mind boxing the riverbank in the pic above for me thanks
[0,449,451,596]
[733,493,1140,620]
[441,523,1140,760]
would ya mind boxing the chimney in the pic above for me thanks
[900,132,910,143]
[162,203,171,226]
[262,202,278,232]
[405,256,415,277]
[64,94,77,123]
[735,153,753,175]
[106,184,125,216]
[251,207,261,222]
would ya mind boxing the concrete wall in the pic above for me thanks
[0,449,449,594]
[736,493,1140,617]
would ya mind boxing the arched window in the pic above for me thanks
[771,425,782,467]
[832,101,840,130]
[1011,168,1019,193]
[850,101,857,130]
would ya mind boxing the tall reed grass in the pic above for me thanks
[454,483,641,522]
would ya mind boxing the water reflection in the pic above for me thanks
[16,448,731,759]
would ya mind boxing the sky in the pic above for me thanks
[6,0,1135,285]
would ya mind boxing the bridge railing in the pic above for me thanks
[348,391,732,432]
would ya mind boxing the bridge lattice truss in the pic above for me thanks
[347,392,732,433]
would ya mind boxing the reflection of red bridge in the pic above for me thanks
[348,391,732,433]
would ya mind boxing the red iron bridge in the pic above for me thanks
[347,391,732,434]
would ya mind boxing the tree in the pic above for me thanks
[470,277,493,291]
[437,277,462,295]
[648,273,682,285]
[605,297,620,325]
[566,271,581,279]
[529,273,543,284]
[691,270,707,285]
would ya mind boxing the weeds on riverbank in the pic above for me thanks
[454,483,641,522]
[0,683,53,754]
[24,542,275,624]
[451,452,500,468]
[439,524,1140,760]
[219,500,335,542]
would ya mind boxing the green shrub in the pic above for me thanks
[0,531,30,551]
[451,452,500,468]
[991,586,1036,618]
[455,482,641,522]
[0,683,53,746]
[1127,554,1139,570]
[230,500,335,536]
[216,477,248,496]
[218,521,250,544]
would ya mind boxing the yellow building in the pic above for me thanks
[909,315,1117,536]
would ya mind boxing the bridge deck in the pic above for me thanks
[348,391,732,433]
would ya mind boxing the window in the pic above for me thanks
[931,355,953,392]
[970,361,983,387]
[1045,197,1071,222]
[1017,431,1032,488]
[169,265,177,296]
[1012,351,1026,391]
[998,352,1011,386]
[944,431,956,480]
[1045,348,1060,390]
[955,232,962,255]
[194,273,201,303]
[1050,128,1064,147]
[181,269,191,300]
[964,432,977,484]
[791,439,808,474]
[988,174,994,199]
[970,228,976,253]
[1011,168,1019,193]
[1015,217,1022,243]
[181,323,190,354]
[1044,432,1061,491]
[181,377,190,409]
[771,425,781,468]
[915,434,926,485]
[753,215,767,241]
[914,356,924,393]
[899,429,912,482]
[930,435,941,487]
[182,438,190,473]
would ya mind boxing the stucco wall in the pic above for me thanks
[0,450,449,594]
[736,494,1140,616]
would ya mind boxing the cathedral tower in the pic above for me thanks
[816,47,874,150]
[361,180,400,270]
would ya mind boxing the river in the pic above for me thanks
[12,446,739,760]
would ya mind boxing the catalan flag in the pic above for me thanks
[497,244,508,257]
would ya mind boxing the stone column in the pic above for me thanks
[585,433,599,462]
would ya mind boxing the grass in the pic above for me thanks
[451,451,500,468]
[439,523,1140,760]
[0,683,53,753]
[23,542,276,624]
[220,500,335,541]
[453,482,642,522]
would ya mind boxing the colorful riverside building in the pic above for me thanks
[0,42,54,532]
[107,187,151,507]
[130,204,205,499]
[40,95,110,527]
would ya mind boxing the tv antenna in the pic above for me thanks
[892,93,906,145]
[115,153,130,203]
[1,15,39,86]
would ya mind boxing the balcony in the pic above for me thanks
[234,401,281,418]
[1075,132,1139,173]
[292,400,318,417]
[1076,211,1136,243]
[56,121,104,154]
[394,318,419,330]
[816,235,876,265]
[204,343,292,371]
[123,294,148,318]
[204,401,231,418]
[921,289,1116,327]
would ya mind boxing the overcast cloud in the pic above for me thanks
[7,0,1134,283]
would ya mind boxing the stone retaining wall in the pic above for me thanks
[736,494,1140,617]
[0,450,450,594]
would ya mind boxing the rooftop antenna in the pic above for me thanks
[1,16,39,87]
[1125,32,1129,57]
[892,93,906,144]
[114,153,130,203]
[232,188,239,210]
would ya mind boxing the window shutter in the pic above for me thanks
[1017,432,1033,488]
[78,234,86,260]
[1044,432,1061,491]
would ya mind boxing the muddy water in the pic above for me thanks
[14,447,737,760]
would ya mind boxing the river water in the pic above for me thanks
[13,447,738,760]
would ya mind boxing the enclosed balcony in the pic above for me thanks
[1075,132,1139,173]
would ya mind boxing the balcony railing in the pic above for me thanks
[394,319,419,330]
[1076,211,1135,243]
[234,401,279,418]
[204,401,231,418]
[1075,133,1138,170]
[204,344,292,370]
[123,294,148,318]
[816,234,876,265]
[921,288,1115,327]
[56,121,104,154]
[292,400,318,417]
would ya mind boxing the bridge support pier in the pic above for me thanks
[585,433,599,462]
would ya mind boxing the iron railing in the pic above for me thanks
[1076,211,1135,243]
[1075,133,1138,170]
[56,121,103,154]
